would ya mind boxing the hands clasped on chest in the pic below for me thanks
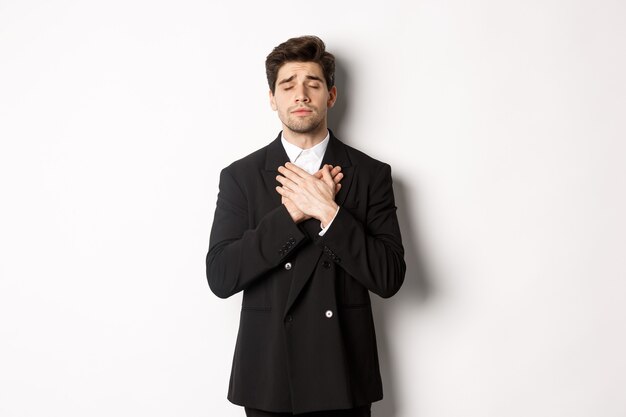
[275,162,343,228]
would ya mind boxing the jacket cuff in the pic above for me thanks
[267,204,307,261]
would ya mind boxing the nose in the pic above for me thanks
[295,85,310,103]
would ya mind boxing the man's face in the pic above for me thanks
[270,61,337,137]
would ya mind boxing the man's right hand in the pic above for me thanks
[282,164,343,223]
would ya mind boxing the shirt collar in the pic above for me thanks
[280,131,330,163]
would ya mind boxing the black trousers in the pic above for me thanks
[245,404,371,417]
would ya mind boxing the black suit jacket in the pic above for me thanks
[206,131,405,414]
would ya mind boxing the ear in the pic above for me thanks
[269,90,277,111]
[327,86,337,109]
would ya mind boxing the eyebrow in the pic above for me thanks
[277,74,324,85]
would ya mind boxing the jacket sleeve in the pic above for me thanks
[316,163,405,298]
[206,167,306,298]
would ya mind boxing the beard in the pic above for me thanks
[281,107,325,134]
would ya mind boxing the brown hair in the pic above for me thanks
[265,35,335,94]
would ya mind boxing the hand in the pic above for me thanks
[316,164,343,198]
[278,163,342,224]
[281,194,309,224]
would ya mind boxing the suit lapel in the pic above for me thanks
[321,132,354,207]
[262,134,290,208]
[264,133,290,172]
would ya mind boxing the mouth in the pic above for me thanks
[291,107,313,115]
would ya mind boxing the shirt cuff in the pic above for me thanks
[319,206,340,236]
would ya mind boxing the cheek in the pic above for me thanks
[274,97,287,111]
[273,98,286,112]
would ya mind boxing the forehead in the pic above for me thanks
[277,61,325,81]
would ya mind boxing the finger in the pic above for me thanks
[275,186,292,198]
[284,162,313,179]
[333,172,344,184]
[320,164,334,184]
[314,164,337,178]
[278,164,308,184]
[330,165,342,177]
[334,183,342,197]
[276,174,298,191]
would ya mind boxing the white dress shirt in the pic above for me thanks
[281,132,329,175]
[280,131,339,235]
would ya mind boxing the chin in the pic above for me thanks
[287,121,323,135]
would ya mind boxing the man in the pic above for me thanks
[206,36,405,417]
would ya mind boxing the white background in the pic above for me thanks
[1,1,625,416]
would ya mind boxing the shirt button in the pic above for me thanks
[325,310,333,318]
[284,262,292,270]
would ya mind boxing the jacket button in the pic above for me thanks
[284,262,292,270]
[286,315,293,322]
[322,261,331,269]
[325,310,333,318]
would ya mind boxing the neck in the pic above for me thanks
[281,124,328,149]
